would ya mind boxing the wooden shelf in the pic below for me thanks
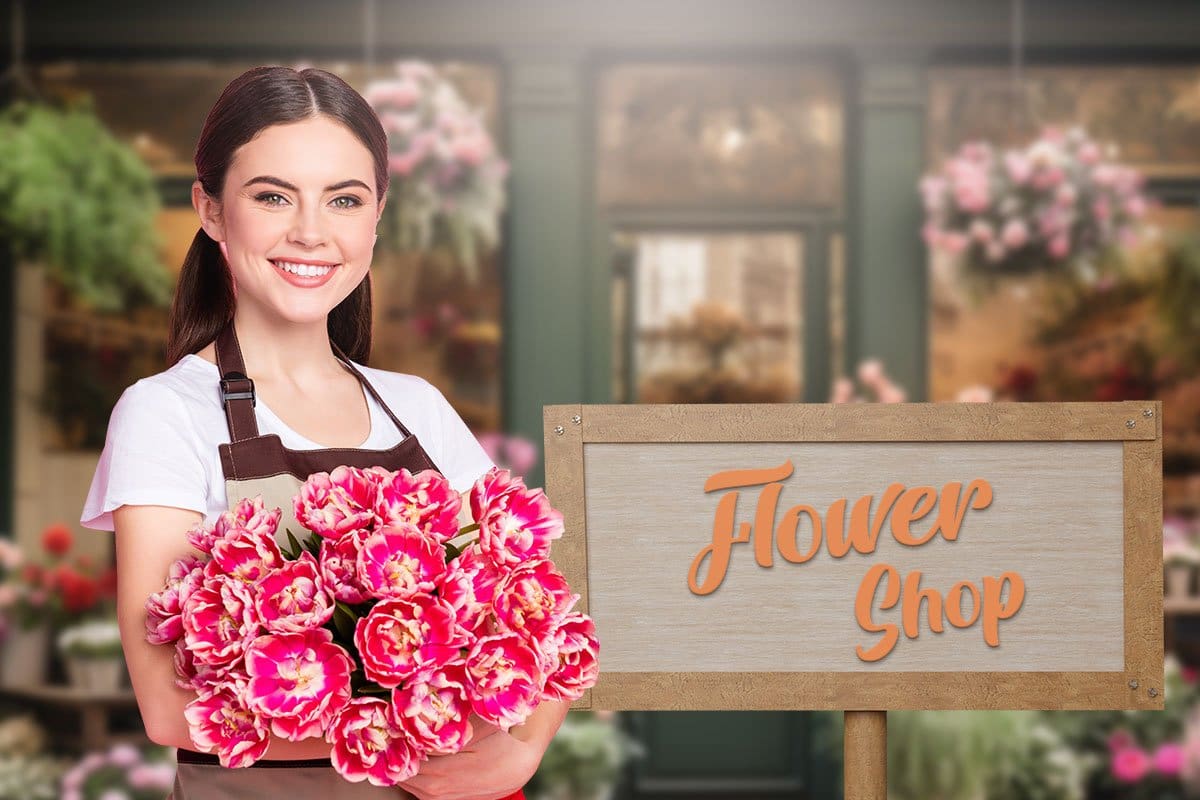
[44,307,166,348]
[0,682,144,754]
[0,682,137,705]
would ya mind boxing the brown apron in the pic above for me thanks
[171,319,437,799]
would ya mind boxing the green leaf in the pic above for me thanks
[286,529,304,559]
[333,602,357,641]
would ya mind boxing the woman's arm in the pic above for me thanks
[113,504,332,759]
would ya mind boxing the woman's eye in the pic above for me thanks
[255,192,362,209]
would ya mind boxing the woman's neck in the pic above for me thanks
[230,311,344,384]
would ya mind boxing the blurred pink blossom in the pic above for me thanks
[1111,746,1151,782]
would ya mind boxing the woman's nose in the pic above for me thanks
[288,206,328,247]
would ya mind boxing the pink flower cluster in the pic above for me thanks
[1108,729,1183,783]
[61,743,176,800]
[146,465,598,787]
[920,126,1150,273]
[364,59,509,260]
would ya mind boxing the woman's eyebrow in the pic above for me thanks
[243,175,371,192]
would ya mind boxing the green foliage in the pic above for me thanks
[888,710,1091,800]
[0,98,173,310]
[525,711,644,799]
[1154,231,1200,373]
[1041,656,1200,800]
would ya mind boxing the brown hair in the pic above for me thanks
[165,66,390,367]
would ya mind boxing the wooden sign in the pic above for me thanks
[544,401,1163,713]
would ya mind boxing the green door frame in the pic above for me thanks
[596,209,844,406]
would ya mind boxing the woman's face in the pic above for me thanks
[197,115,383,324]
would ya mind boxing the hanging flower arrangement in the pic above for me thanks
[365,61,509,284]
[920,126,1150,279]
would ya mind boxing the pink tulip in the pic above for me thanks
[183,679,270,768]
[355,595,467,689]
[438,544,502,636]
[492,559,578,644]
[319,531,371,604]
[295,465,382,539]
[471,468,564,568]
[327,697,424,786]
[540,613,600,702]
[356,523,447,602]
[181,575,259,668]
[211,524,283,585]
[375,468,462,544]
[254,552,334,634]
[245,628,354,741]
[216,496,282,544]
[145,555,204,645]
[465,632,545,732]
[392,661,474,753]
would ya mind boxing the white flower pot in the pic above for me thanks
[65,656,126,693]
[1167,564,1194,598]
[0,624,48,687]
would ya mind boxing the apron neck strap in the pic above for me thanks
[214,319,260,443]
[213,318,416,444]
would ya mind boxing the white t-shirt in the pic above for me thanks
[79,353,497,532]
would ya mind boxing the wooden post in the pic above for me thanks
[844,710,886,800]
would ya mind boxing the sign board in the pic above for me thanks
[544,401,1163,712]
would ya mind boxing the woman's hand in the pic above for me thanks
[397,715,537,800]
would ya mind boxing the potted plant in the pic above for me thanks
[60,742,176,800]
[0,529,64,687]
[56,618,125,693]
[0,713,65,799]
[920,126,1150,303]
[0,523,118,687]
[526,710,644,800]
[1163,516,1199,599]
[0,98,172,311]
[364,60,509,290]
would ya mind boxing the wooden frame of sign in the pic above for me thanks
[543,401,1162,798]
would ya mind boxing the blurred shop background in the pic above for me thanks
[2,0,1200,797]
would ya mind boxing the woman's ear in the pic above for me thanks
[191,179,226,243]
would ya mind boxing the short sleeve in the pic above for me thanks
[422,379,497,494]
[79,380,210,532]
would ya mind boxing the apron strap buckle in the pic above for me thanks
[220,372,256,407]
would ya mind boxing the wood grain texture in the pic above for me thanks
[543,401,1164,711]
[844,711,886,800]
[544,404,592,709]
[579,401,1158,442]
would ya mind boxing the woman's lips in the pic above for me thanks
[270,260,340,288]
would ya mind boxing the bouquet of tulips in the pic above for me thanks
[144,465,599,786]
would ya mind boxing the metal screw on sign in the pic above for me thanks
[1149,688,1159,698]
[554,425,564,435]
[572,414,582,425]
[1143,408,1154,418]
[1129,679,1139,689]
[1126,419,1136,429]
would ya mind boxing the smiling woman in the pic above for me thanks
[77,65,559,800]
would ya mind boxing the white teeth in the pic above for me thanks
[273,261,334,277]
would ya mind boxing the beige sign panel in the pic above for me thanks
[544,401,1162,712]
